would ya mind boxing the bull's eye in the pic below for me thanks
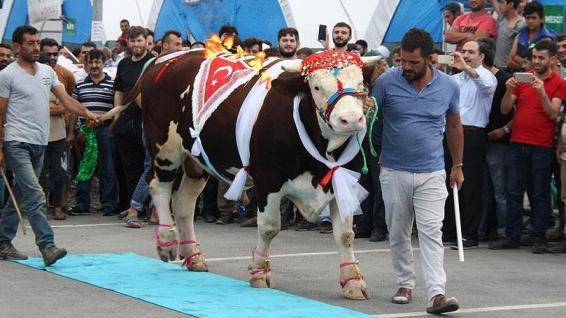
[314,86,320,91]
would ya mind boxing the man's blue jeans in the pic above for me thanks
[480,142,508,235]
[0,141,54,249]
[130,145,151,212]
[505,143,553,242]
[75,127,117,211]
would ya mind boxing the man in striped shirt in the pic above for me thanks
[68,49,117,216]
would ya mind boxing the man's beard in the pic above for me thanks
[402,66,427,81]
[535,63,550,75]
[333,38,348,49]
[279,47,297,58]
[21,51,37,63]
[131,47,146,58]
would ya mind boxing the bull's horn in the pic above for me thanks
[361,56,383,65]
[282,61,303,73]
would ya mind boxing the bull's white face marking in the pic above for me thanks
[307,65,366,152]
[280,172,333,223]
[155,121,186,170]
[180,84,191,100]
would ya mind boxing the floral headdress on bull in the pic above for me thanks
[289,50,370,122]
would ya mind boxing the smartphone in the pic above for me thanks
[437,54,454,65]
[318,24,327,41]
[514,72,533,83]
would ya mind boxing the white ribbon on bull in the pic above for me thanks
[224,59,295,200]
[292,95,368,222]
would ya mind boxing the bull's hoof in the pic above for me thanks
[249,272,272,288]
[342,279,369,300]
[340,260,369,300]
[183,253,208,272]
[154,225,178,261]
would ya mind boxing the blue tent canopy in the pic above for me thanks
[154,0,287,45]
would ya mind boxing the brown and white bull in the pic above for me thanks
[115,49,379,300]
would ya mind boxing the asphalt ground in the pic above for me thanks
[1,213,565,318]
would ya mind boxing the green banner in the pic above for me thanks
[544,5,564,33]
[64,18,76,36]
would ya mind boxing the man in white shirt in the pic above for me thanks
[443,40,497,248]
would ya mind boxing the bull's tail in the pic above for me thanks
[99,57,159,121]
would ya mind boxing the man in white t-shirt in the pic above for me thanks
[0,26,98,266]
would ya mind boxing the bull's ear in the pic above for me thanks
[271,72,310,96]
[362,65,376,87]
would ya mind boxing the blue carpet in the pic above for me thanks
[16,253,375,318]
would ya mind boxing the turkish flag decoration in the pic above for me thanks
[203,57,249,102]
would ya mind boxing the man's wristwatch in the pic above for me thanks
[502,125,510,134]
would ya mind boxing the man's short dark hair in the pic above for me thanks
[161,30,182,44]
[433,48,445,55]
[505,0,521,10]
[534,38,557,56]
[40,38,59,50]
[81,41,96,49]
[296,47,314,57]
[116,39,127,47]
[444,2,462,14]
[127,26,148,39]
[393,47,400,55]
[219,24,238,36]
[146,28,154,38]
[190,41,204,49]
[476,38,495,67]
[0,43,12,50]
[120,19,129,25]
[333,22,352,35]
[556,33,566,43]
[278,27,299,41]
[400,28,434,58]
[355,39,368,49]
[242,37,262,50]
[524,1,544,19]
[12,25,38,44]
[87,49,106,62]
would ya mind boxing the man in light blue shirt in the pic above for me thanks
[372,28,463,315]
[445,40,496,249]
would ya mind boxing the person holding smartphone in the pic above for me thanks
[491,40,566,253]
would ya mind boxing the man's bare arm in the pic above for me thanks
[445,113,464,188]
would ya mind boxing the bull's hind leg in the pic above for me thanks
[172,157,208,271]
[150,121,186,262]
[330,199,369,300]
[249,192,282,288]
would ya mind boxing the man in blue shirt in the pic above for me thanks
[373,28,463,314]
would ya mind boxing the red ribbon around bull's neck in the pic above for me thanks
[319,166,339,187]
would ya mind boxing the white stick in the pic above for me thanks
[1,170,26,235]
[452,184,464,262]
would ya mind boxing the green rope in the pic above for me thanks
[75,124,98,182]
[356,133,369,175]
[367,96,379,158]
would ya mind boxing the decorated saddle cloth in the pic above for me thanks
[191,54,270,133]
[189,53,286,188]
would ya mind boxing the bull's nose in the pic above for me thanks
[338,113,366,131]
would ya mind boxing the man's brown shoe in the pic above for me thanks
[0,242,28,260]
[40,245,67,266]
[426,294,459,314]
[391,287,412,304]
[52,207,66,220]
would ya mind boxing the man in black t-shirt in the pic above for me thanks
[112,26,153,220]
[477,38,513,241]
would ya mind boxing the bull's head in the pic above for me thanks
[283,51,381,151]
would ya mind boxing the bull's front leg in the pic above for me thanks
[172,165,208,272]
[249,192,282,288]
[330,199,369,300]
